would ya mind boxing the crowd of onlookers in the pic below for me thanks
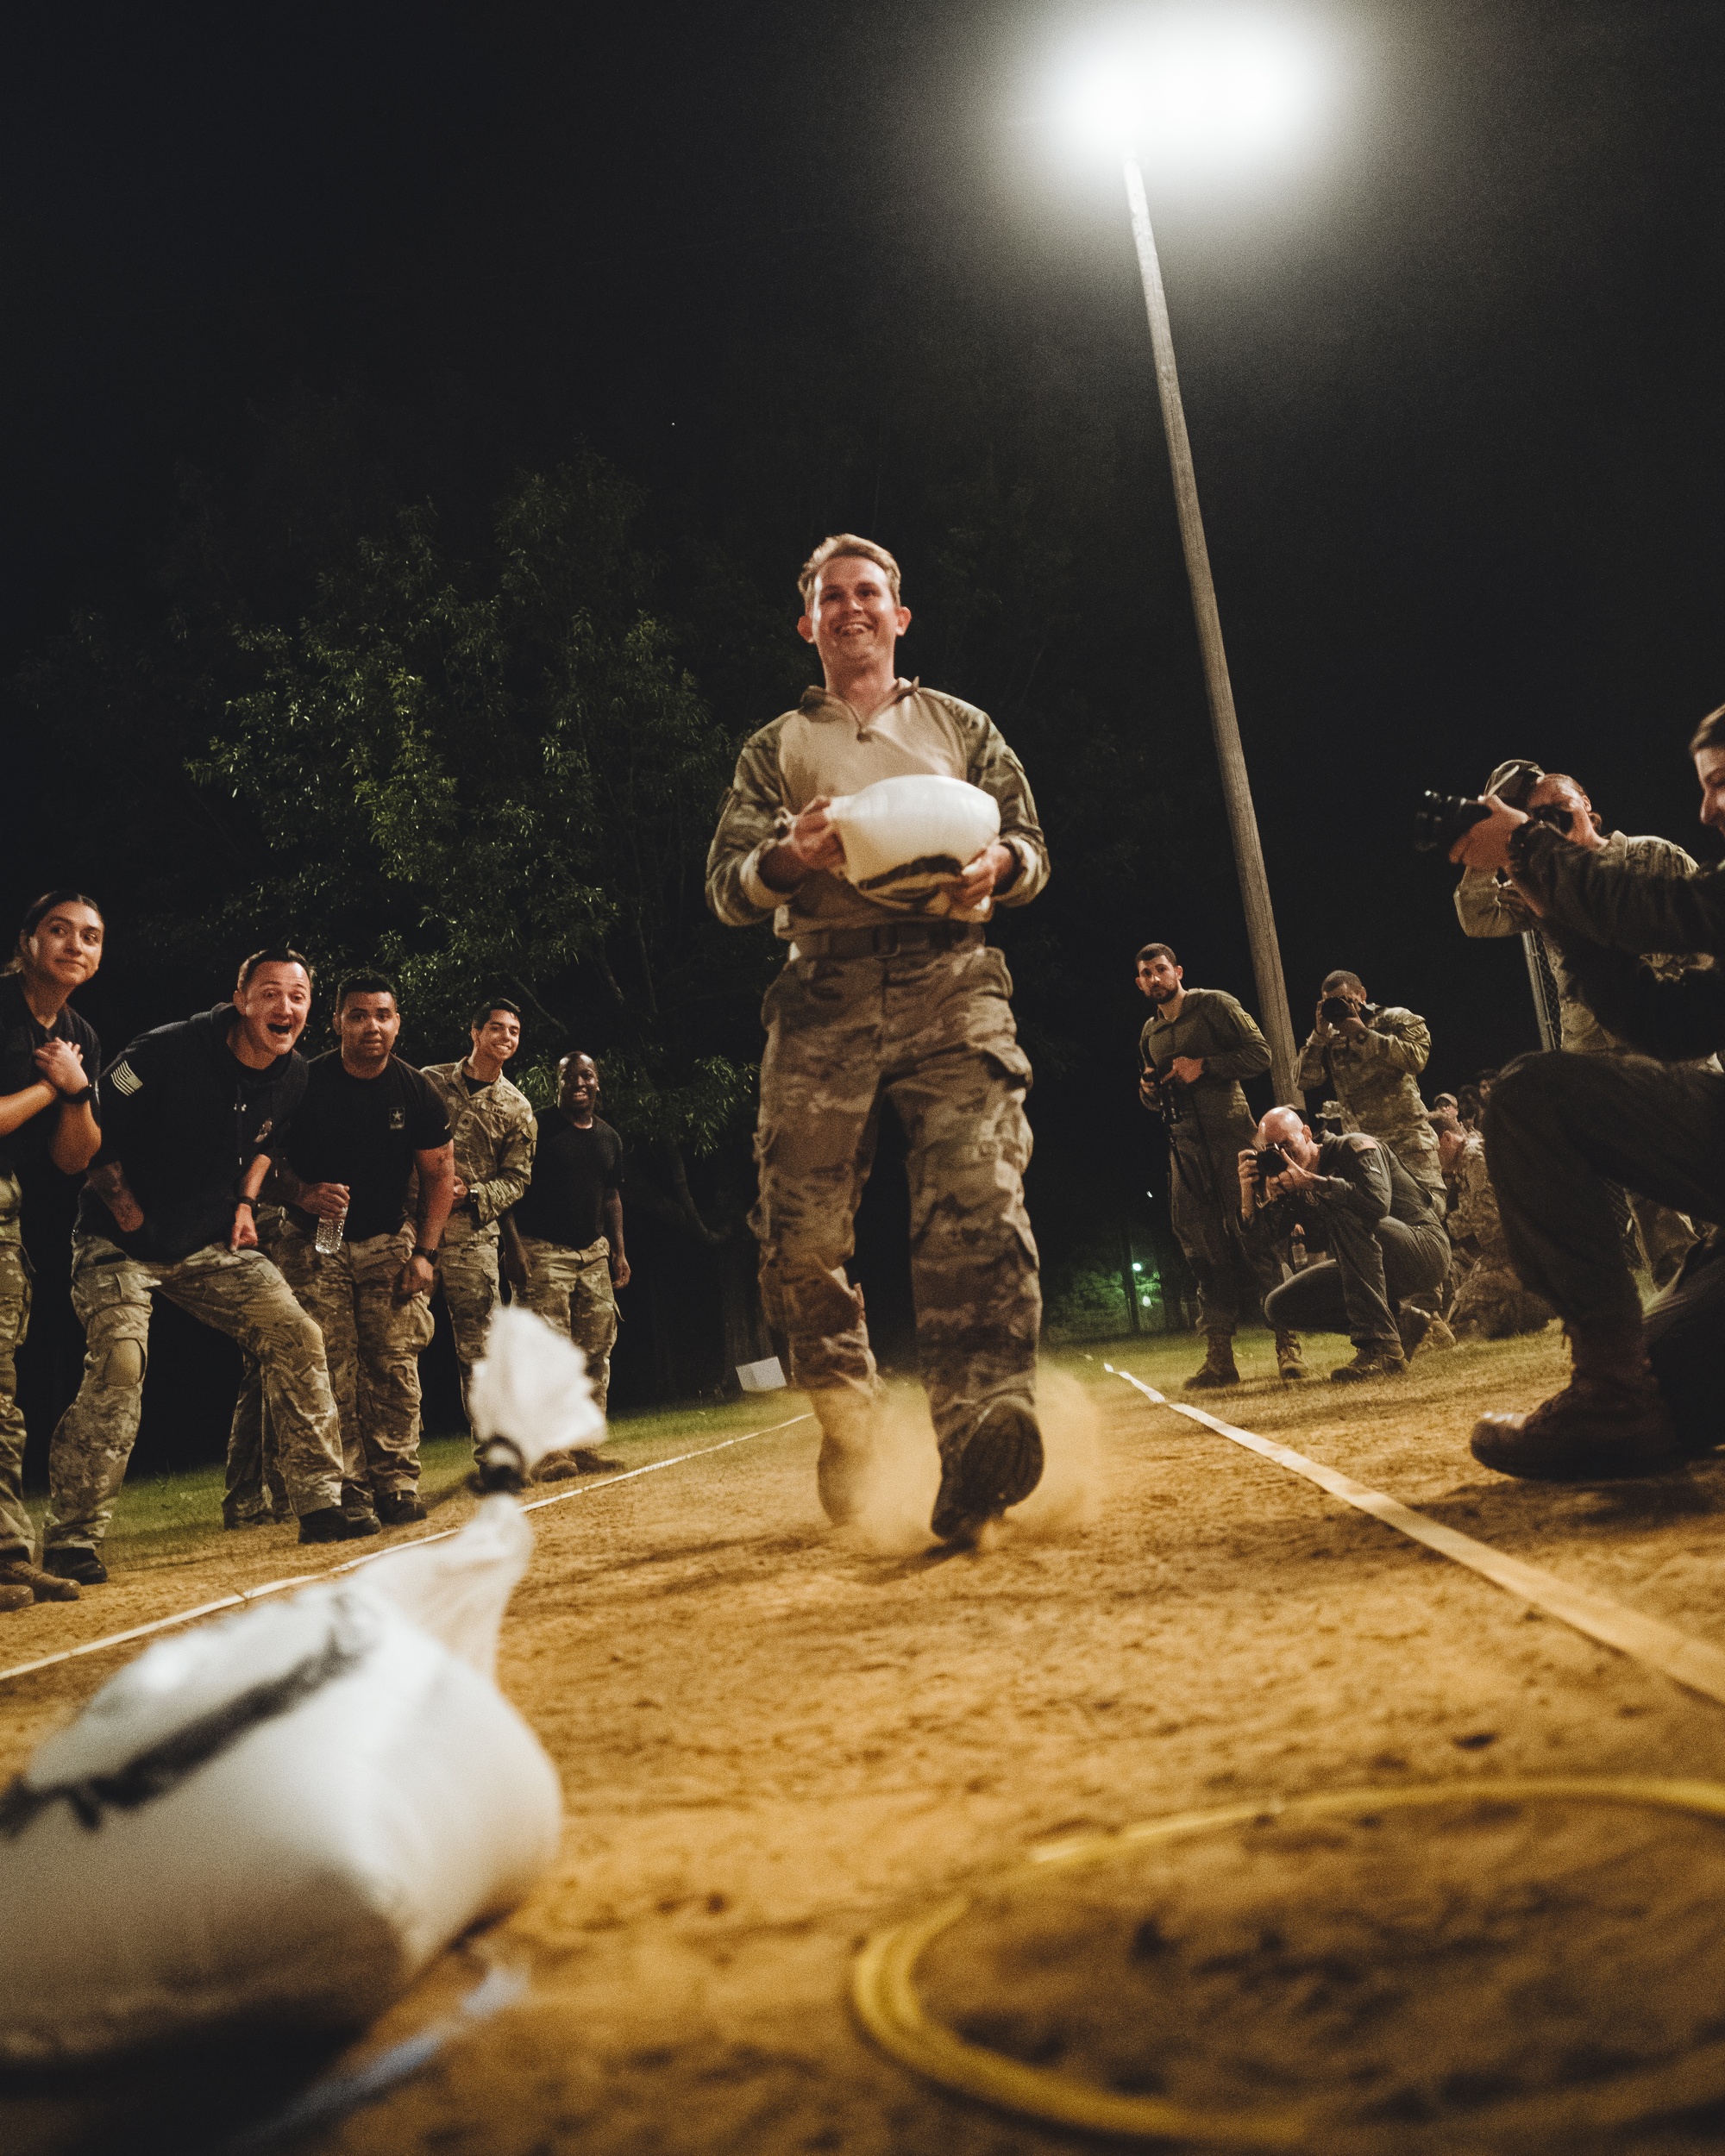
[0,901,630,1614]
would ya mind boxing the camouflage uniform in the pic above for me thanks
[1296,1006,1446,1213]
[0,1179,33,1562]
[1139,989,1284,1339]
[273,1221,435,1505]
[419,1061,535,1421]
[222,1204,292,1526]
[44,1234,345,1557]
[1445,1132,1553,1339]
[1457,836,1711,1287]
[706,680,1048,1458]
[518,1235,618,1413]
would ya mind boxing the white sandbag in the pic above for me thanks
[468,1304,608,1478]
[0,1497,561,2064]
[825,774,1000,909]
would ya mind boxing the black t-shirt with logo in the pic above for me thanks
[282,1053,450,1243]
[511,1113,624,1250]
[0,975,101,1182]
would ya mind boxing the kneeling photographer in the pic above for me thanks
[1239,1107,1450,1383]
[1443,703,1725,1480]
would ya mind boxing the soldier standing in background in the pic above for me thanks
[272,973,455,1529]
[421,999,536,1427]
[706,534,1049,1544]
[1455,761,1709,1288]
[0,891,106,1608]
[1295,969,1446,1214]
[1137,943,1304,1388]
[510,1050,628,1418]
[1437,1119,1553,1340]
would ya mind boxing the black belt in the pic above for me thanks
[787,921,986,961]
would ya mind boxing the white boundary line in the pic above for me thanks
[1107,1364,1725,1710]
[0,1413,814,1690]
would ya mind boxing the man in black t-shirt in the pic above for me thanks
[44,948,359,1582]
[511,1050,629,1413]
[272,973,455,1526]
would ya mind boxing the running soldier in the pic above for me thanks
[272,973,455,1528]
[1136,944,1303,1387]
[1295,970,1446,1213]
[706,533,1049,1543]
[1455,760,1709,1287]
[44,948,360,1582]
[0,891,106,1608]
[422,999,536,1426]
[511,1050,629,1420]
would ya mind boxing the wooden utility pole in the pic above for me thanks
[1123,154,1303,1107]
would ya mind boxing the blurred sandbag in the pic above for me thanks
[0,1497,561,2064]
[468,1304,608,1482]
[826,774,1000,909]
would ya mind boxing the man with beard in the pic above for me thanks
[43,948,358,1582]
[1137,943,1304,1386]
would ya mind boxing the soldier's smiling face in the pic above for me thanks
[22,899,104,991]
[473,1008,521,1063]
[560,1054,599,1117]
[798,555,910,675]
[233,962,311,1061]
[336,990,400,1070]
[1136,953,1182,1004]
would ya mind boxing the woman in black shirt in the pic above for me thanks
[0,889,105,1607]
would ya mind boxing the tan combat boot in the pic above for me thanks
[0,1583,30,1614]
[0,1557,78,1604]
[1185,1333,1240,1390]
[813,1390,884,1526]
[1275,1331,1308,1382]
[1331,1346,1409,1383]
[1471,1320,1678,1480]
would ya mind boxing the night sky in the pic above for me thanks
[8,0,1725,1416]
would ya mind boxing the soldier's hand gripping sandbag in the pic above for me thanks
[0,1311,599,2065]
[824,774,1000,915]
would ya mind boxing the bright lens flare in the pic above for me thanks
[1055,7,1334,179]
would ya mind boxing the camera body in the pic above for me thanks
[1320,993,1379,1029]
[1252,1143,1289,1183]
[1413,792,1492,854]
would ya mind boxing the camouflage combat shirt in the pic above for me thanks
[705,680,1049,940]
[419,1061,536,1232]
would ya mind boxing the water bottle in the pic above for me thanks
[314,1205,348,1257]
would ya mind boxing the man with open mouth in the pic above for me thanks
[41,947,361,1583]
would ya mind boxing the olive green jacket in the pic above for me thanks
[1138,988,1270,1152]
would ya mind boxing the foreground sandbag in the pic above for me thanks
[0,1503,561,2065]
[825,774,1000,910]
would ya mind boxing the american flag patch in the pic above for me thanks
[108,1062,142,1097]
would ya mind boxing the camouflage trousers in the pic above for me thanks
[750,937,1040,1453]
[518,1235,618,1415]
[46,1234,345,1555]
[0,1224,34,1561]
[223,1207,292,1527]
[436,1219,500,1426]
[274,1222,434,1502]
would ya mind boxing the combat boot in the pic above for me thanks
[1275,1331,1308,1381]
[932,1395,1044,1545]
[298,1507,381,1545]
[43,1547,106,1585]
[1185,1334,1240,1390]
[375,1491,429,1526]
[0,1557,79,1603]
[536,1446,624,1481]
[0,1583,30,1614]
[1471,1321,1679,1481]
[1331,1346,1409,1383]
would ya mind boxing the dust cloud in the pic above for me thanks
[842,1369,1103,1556]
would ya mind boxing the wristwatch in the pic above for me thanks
[412,1244,439,1263]
[67,1083,96,1106]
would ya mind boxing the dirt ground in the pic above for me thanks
[12,1327,1725,2154]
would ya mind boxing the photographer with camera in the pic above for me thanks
[1136,944,1304,1387]
[1445,704,1725,1477]
[1452,757,1708,1288]
[1295,972,1446,1214]
[1241,1107,1452,1382]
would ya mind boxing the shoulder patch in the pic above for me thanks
[108,1062,143,1097]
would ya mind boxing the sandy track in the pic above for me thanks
[11,1333,1725,2154]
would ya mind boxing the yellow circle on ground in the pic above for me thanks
[851,1777,1725,2151]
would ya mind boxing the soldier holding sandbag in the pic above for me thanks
[706,533,1050,1545]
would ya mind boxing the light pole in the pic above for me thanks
[1057,13,1335,1106]
[1120,154,1302,1105]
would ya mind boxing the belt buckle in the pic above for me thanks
[872,924,899,955]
